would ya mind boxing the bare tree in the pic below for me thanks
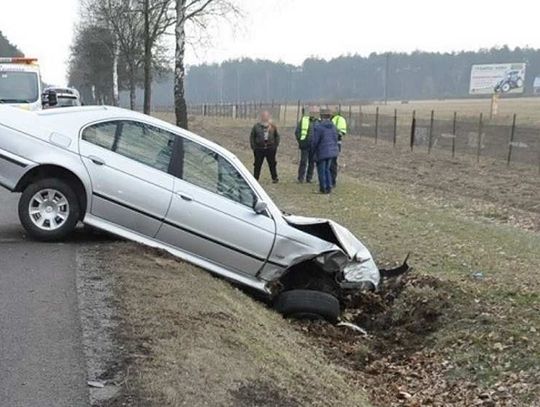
[174,0,240,129]
[140,0,174,113]
[88,0,145,109]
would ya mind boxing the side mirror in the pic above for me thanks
[48,90,58,107]
[253,199,268,214]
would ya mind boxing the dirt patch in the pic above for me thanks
[296,273,537,406]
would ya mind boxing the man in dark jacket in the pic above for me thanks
[294,106,319,183]
[311,109,339,194]
[250,111,280,183]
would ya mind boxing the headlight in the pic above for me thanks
[343,259,380,287]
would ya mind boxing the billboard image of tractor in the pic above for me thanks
[494,69,524,93]
[469,63,526,95]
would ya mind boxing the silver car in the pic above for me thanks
[0,106,408,321]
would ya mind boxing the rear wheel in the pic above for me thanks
[274,289,340,323]
[18,178,80,241]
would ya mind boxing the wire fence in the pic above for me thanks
[184,101,540,171]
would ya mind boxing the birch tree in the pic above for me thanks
[174,0,240,129]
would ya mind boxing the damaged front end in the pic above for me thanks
[280,215,411,293]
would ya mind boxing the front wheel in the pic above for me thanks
[274,289,340,323]
[18,178,80,241]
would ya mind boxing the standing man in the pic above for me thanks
[330,107,348,187]
[250,111,280,183]
[295,106,320,183]
[311,109,339,194]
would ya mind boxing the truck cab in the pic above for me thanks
[0,57,42,111]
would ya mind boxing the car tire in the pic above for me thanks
[274,289,340,323]
[18,178,80,241]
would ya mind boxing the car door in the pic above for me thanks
[155,136,276,276]
[79,119,174,237]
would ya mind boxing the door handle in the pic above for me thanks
[177,193,193,202]
[88,155,105,166]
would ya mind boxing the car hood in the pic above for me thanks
[283,214,372,262]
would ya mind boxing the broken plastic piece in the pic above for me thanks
[337,322,368,336]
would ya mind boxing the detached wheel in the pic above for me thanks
[19,178,80,241]
[274,289,340,323]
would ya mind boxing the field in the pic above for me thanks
[100,111,540,406]
[270,96,540,124]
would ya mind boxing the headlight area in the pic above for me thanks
[339,259,381,291]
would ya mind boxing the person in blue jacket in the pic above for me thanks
[311,109,339,194]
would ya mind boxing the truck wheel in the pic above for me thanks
[18,178,80,241]
[274,289,340,323]
[501,83,511,92]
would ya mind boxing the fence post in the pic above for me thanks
[283,102,288,124]
[428,110,434,154]
[296,100,301,124]
[393,108,398,147]
[476,112,483,163]
[410,110,416,151]
[348,104,352,126]
[358,104,362,138]
[452,111,457,158]
[374,106,379,144]
[506,113,517,167]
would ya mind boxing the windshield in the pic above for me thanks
[0,71,39,103]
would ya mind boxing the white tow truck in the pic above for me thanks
[0,57,42,111]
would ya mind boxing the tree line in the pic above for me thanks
[68,0,238,129]
[185,47,540,103]
[0,31,23,57]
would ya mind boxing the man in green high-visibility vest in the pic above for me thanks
[330,107,347,187]
[295,106,320,183]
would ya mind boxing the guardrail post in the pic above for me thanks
[410,110,416,151]
[428,110,434,154]
[476,112,483,163]
[506,113,517,167]
[374,106,379,144]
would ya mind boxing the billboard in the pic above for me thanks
[469,63,526,95]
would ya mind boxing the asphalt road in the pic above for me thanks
[0,189,89,407]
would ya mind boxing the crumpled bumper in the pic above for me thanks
[340,255,412,291]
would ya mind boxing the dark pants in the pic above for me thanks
[317,158,333,193]
[253,148,278,181]
[298,148,315,182]
[330,142,342,186]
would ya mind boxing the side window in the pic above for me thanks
[182,139,255,207]
[81,121,117,150]
[116,121,175,172]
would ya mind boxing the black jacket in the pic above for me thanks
[250,123,280,150]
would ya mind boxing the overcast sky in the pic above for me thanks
[1,0,540,86]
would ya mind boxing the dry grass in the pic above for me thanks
[106,244,368,407]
